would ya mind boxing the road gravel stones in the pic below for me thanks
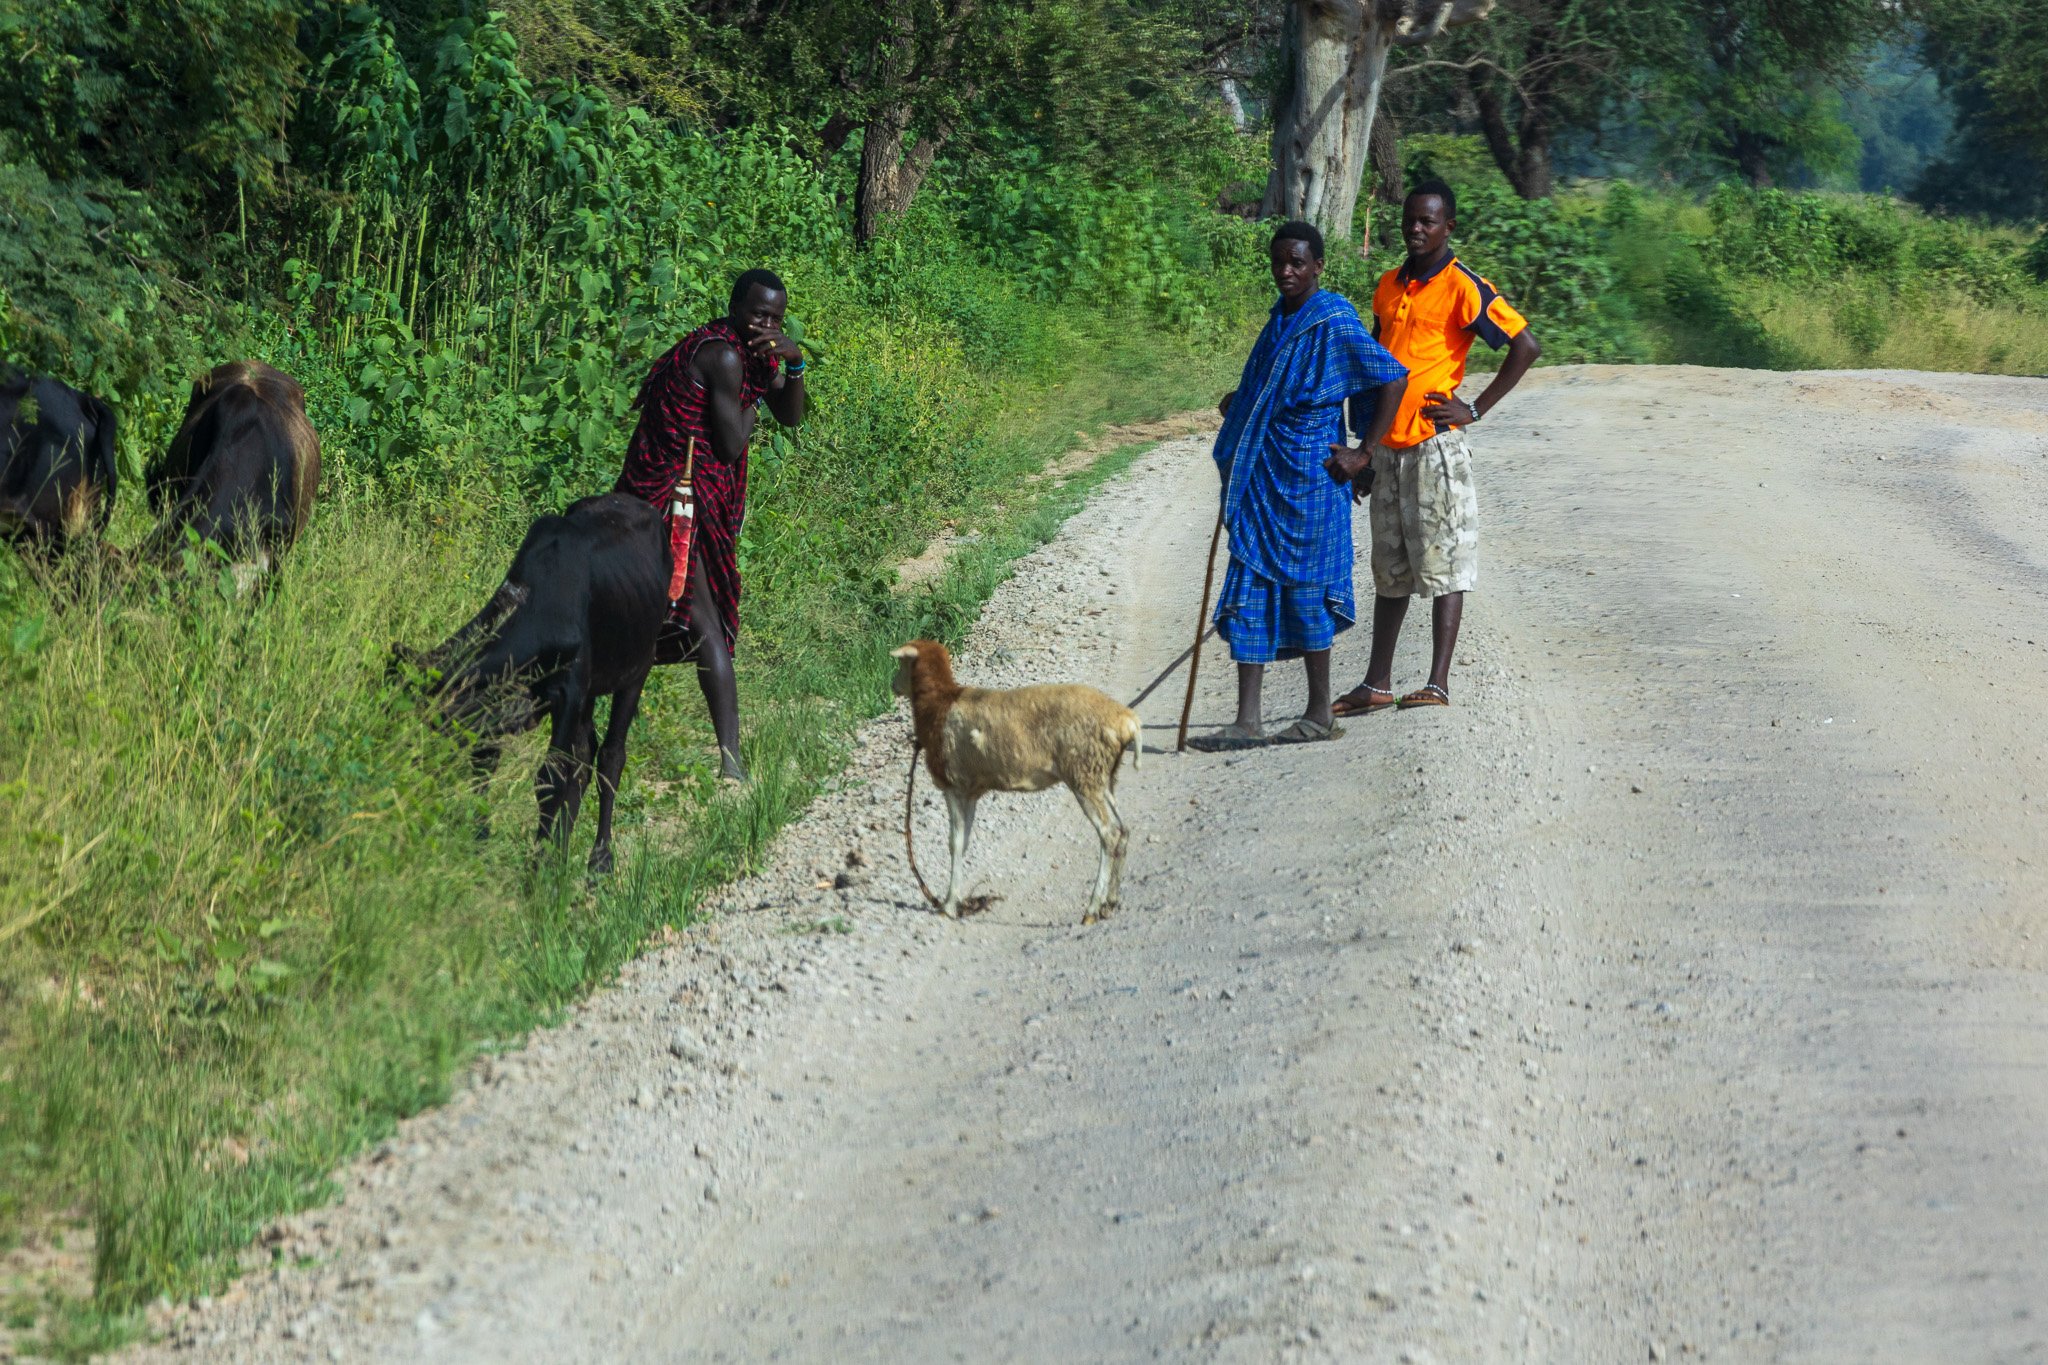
[122,372,2048,1362]
[665,1027,706,1063]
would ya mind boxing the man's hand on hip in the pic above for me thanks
[1420,390,1475,428]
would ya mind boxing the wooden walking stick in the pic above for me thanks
[1177,510,1225,752]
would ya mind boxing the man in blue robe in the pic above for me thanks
[1204,220,1409,746]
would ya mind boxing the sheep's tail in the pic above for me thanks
[1121,707,1142,773]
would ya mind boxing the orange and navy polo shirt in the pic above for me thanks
[1370,254,1527,449]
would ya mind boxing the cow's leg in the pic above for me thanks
[587,673,647,876]
[684,548,745,782]
[535,690,597,854]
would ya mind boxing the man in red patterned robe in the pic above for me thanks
[616,269,807,781]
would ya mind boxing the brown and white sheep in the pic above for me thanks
[891,639,1141,923]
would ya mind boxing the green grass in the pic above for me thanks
[0,306,1250,1355]
[1596,180,2048,375]
[1730,277,2048,373]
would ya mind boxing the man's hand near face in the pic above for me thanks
[747,318,801,365]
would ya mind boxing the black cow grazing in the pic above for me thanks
[392,493,669,874]
[149,361,321,570]
[0,373,117,549]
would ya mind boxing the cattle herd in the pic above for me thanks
[3,364,672,868]
[2,362,319,556]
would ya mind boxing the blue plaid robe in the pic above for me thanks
[1212,290,1407,663]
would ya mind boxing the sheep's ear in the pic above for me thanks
[891,645,918,661]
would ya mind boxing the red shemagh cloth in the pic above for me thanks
[614,318,780,661]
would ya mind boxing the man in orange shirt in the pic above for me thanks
[1326,179,1541,712]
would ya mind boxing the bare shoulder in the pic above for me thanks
[691,338,743,391]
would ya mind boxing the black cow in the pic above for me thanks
[148,361,321,569]
[0,373,117,549]
[392,493,669,874]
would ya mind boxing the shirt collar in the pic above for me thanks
[1399,251,1456,287]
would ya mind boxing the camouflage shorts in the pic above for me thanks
[1369,427,1479,598]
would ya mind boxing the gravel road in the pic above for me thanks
[135,365,2048,1364]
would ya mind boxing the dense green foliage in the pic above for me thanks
[1910,0,2048,220]
[0,0,302,198]
[1373,0,1892,193]
[1362,0,2043,218]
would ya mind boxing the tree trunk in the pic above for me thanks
[1472,81,1554,199]
[854,104,960,244]
[1219,76,1248,130]
[1732,128,1773,187]
[1473,83,1524,192]
[1516,105,1553,198]
[1263,1,1391,246]
[1368,109,1402,204]
[1263,1,1496,247]
[850,1,978,246]
[855,105,941,244]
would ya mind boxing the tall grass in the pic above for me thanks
[1599,178,2048,374]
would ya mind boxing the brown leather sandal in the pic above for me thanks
[1331,683,1397,717]
[1397,683,1450,708]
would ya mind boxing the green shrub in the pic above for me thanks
[1831,283,1892,359]
[1597,179,2046,372]
[1702,183,2031,304]
[953,138,1263,334]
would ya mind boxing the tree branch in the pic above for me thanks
[1392,0,1494,47]
[1385,54,1517,87]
